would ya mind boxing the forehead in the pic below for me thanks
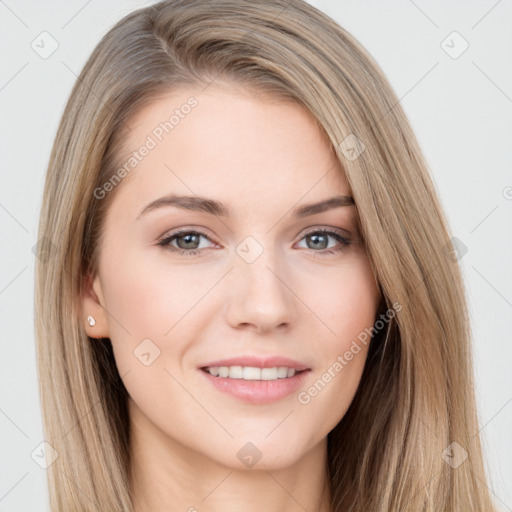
[108,84,351,214]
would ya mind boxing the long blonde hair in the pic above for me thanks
[34,1,495,510]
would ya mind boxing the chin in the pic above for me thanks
[208,435,314,472]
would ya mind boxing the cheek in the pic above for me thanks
[97,252,198,384]
[101,250,209,340]
[99,249,228,410]
[296,324,371,440]
[294,258,378,427]
[99,256,203,431]
[311,256,379,342]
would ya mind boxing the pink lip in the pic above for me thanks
[199,367,311,404]
[199,356,310,372]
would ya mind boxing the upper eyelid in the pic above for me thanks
[300,226,350,238]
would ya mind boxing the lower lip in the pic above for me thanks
[199,368,310,404]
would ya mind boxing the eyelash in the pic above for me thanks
[157,227,352,257]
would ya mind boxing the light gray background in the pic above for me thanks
[1,1,511,510]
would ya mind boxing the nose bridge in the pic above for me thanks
[236,235,288,297]
[225,234,296,330]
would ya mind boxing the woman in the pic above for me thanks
[34,0,496,510]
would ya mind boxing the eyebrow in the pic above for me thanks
[136,194,355,220]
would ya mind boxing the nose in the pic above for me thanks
[223,246,298,333]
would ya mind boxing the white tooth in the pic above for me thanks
[277,367,288,378]
[229,366,243,378]
[243,366,262,380]
[209,365,297,380]
[261,367,278,380]
[208,366,219,376]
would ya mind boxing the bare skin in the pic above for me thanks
[82,82,381,512]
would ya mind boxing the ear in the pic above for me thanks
[81,271,110,339]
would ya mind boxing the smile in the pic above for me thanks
[203,366,301,380]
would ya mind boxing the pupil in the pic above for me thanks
[178,233,199,249]
[309,234,327,250]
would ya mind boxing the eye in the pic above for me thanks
[157,229,215,256]
[157,227,353,257]
[295,228,352,255]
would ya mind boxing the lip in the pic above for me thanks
[199,366,311,404]
[199,356,310,372]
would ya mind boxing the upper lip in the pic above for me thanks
[200,356,310,372]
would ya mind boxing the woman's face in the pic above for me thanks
[83,83,381,470]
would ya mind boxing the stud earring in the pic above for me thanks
[87,315,96,327]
